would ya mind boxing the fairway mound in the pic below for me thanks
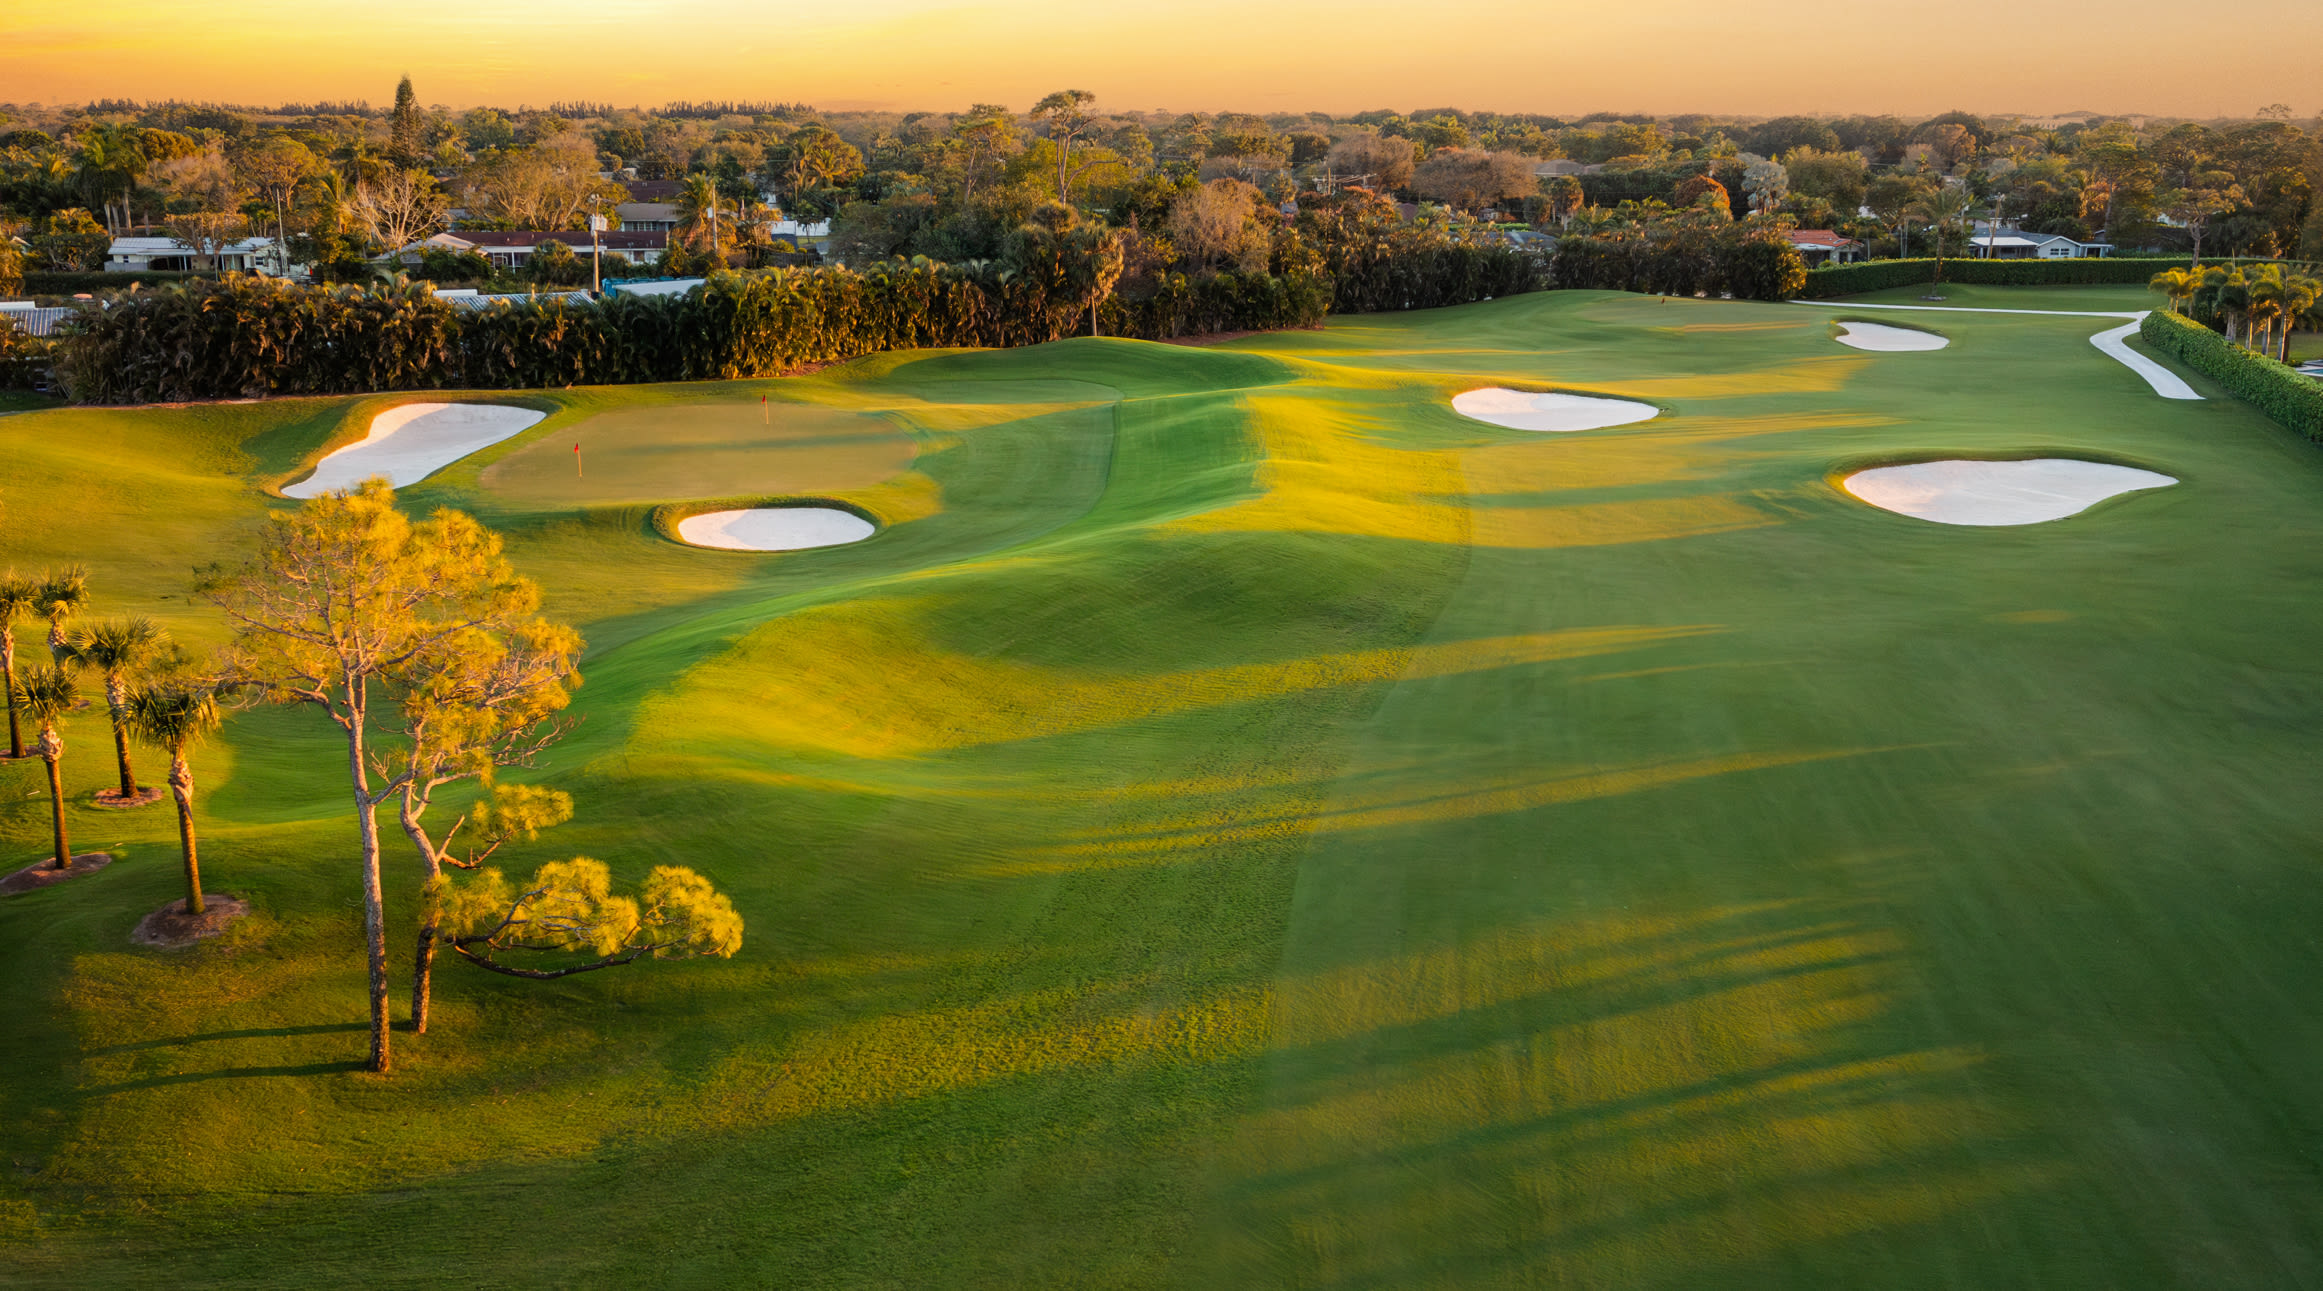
[1452,388,1660,432]
[91,786,165,809]
[132,895,250,948]
[676,506,877,551]
[286,403,546,497]
[1842,458,2178,526]
[1836,321,1948,352]
[3,852,113,894]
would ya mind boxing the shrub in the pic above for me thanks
[2140,308,2323,442]
[0,317,55,389]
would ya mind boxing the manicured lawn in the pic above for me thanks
[6,288,2323,1287]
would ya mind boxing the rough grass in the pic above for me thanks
[6,289,2323,1287]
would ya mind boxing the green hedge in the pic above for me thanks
[22,269,218,296]
[2140,309,2323,442]
[1797,256,2198,299]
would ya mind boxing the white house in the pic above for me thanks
[106,235,291,275]
[402,229,671,269]
[1967,228,2113,259]
[1783,230,1868,265]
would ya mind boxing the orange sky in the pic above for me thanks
[6,0,2319,119]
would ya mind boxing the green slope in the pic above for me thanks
[6,287,2323,1288]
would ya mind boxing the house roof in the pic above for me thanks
[1783,230,1862,248]
[623,180,688,201]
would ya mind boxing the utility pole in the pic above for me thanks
[588,194,606,294]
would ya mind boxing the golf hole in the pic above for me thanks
[676,507,877,551]
[286,403,546,497]
[1835,322,1949,352]
[1842,458,2177,526]
[1452,388,1660,433]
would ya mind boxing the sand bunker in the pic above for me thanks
[1843,458,2177,526]
[677,507,876,551]
[1835,322,1948,352]
[286,403,546,497]
[1453,388,1660,432]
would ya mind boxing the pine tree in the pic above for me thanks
[390,75,423,168]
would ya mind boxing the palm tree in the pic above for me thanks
[673,175,725,257]
[0,571,39,759]
[124,680,222,914]
[2148,267,2197,315]
[2278,274,2322,363]
[12,666,79,870]
[2245,267,2288,357]
[1910,183,1977,287]
[37,565,88,663]
[62,616,168,802]
[2204,267,2251,346]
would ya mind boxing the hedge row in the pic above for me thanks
[22,269,218,296]
[2140,309,2323,441]
[1796,256,2198,298]
[1100,268,1333,339]
[1550,226,1807,301]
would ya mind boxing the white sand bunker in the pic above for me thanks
[1452,388,1660,433]
[1843,459,2177,526]
[286,403,545,497]
[677,507,876,551]
[1835,321,1948,352]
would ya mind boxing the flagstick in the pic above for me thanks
[575,443,583,479]
[762,393,769,426]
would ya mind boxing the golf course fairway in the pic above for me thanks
[7,285,2323,1287]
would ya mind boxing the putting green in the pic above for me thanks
[13,283,2323,1288]
[481,400,915,505]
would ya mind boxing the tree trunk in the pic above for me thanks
[400,797,444,1034]
[344,683,391,1074]
[3,629,20,758]
[107,674,137,798]
[171,751,202,916]
[40,731,67,869]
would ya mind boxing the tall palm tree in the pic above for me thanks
[37,565,88,663]
[62,616,168,801]
[124,680,222,914]
[12,666,79,870]
[2278,274,2322,363]
[2204,267,2251,346]
[0,571,39,759]
[673,175,725,257]
[1910,183,1977,287]
[2245,267,2289,357]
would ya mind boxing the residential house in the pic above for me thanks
[403,229,670,269]
[1967,228,2113,259]
[1782,230,1867,265]
[106,234,290,275]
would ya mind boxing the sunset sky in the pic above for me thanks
[6,0,2318,119]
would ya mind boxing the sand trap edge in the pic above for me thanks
[651,496,884,551]
[1450,388,1663,433]
[281,401,553,498]
[1832,319,1950,352]
[1823,453,2181,527]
